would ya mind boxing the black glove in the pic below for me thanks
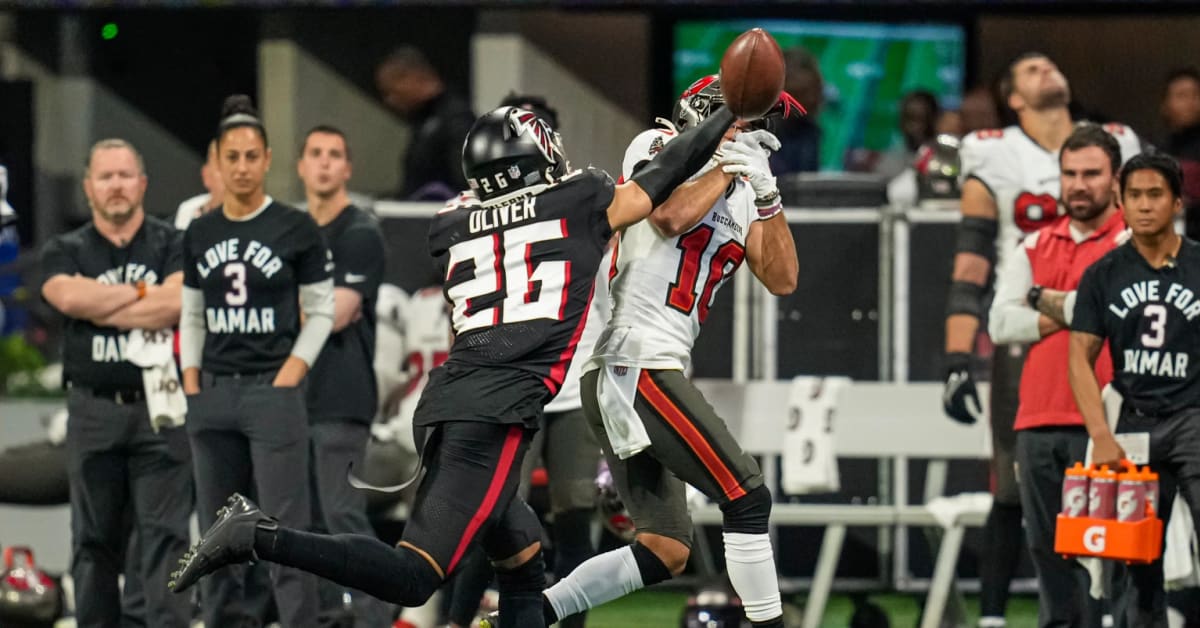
[942,352,984,425]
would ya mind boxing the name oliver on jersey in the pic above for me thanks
[468,196,538,234]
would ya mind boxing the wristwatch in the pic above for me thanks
[136,280,147,300]
[1027,284,1044,310]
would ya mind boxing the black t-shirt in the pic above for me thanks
[182,201,331,374]
[414,168,616,427]
[40,215,182,390]
[308,205,386,422]
[400,92,475,199]
[1073,238,1200,412]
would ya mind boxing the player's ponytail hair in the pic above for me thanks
[217,94,269,148]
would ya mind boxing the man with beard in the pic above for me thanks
[40,138,192,627]
[988,124,1127,627]
[940,53,1141,627]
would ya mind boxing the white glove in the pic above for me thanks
[720,131,782,218]
[735,129,782,153]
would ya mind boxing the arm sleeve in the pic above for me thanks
[332,225,387,300]
[291,278,335,366]
[1071,263,1108,337]
[39,237,77,287]
[180,286,206,370]
[988,235,1041,343]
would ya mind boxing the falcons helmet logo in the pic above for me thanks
[507,109,562,165]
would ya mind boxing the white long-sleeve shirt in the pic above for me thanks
[988,225,1089,344]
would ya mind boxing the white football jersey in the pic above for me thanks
[585,128,757,372]
[544,247,613,413]
[960,122,1141,269]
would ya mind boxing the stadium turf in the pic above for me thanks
[586,589,1041,627]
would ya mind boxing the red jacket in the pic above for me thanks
[1015,210,1124,430]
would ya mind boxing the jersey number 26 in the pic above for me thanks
[445,220,569,333]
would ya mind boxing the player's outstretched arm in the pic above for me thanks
[607,108,736,232]
[649,167,735,237]
[1068,330,1124,466]
[92,272,184,330]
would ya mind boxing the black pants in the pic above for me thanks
[186,373,319,628]
[309,420,394,627]
[403,421,539,572]
[65,388,193,628]
[1112,406,1200,628]
[1016,426,1103,628]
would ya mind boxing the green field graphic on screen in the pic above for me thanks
[675,20,964,172]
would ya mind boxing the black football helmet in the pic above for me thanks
[461,106,569,203]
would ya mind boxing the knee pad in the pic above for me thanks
[494,549,546,594]
[720,484,772,535]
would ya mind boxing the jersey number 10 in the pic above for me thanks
[666,224,746,323]
[445,220,569,333]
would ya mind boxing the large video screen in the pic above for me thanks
[674,19,965,171]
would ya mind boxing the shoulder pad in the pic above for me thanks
[622,129,674,180]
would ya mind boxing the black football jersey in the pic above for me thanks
[414,169,615,427]
[308,205,387,422]
[1073,238,1200,412]
[182,201,331,375]
[40,216,182,390]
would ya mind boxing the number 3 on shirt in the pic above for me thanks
[225,262,248,306]
[1142,304,1167,348]
[666,224,746,323]
[445,220,569,332]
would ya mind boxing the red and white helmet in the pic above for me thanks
[670,74,807,132]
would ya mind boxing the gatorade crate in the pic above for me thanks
[1054,515,1162,564]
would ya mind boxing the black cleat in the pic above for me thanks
[168,493,275,593]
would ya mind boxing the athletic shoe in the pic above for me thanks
[168,493,275,593]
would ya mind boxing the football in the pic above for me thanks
[719,28,786,120]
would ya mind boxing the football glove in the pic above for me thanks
[942,352,984,425]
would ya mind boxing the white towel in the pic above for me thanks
[925,492,993,529]
[124,328,186,432]
[782,377,845,494]
[1164,498,1200,588]
[596,363,651,460]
